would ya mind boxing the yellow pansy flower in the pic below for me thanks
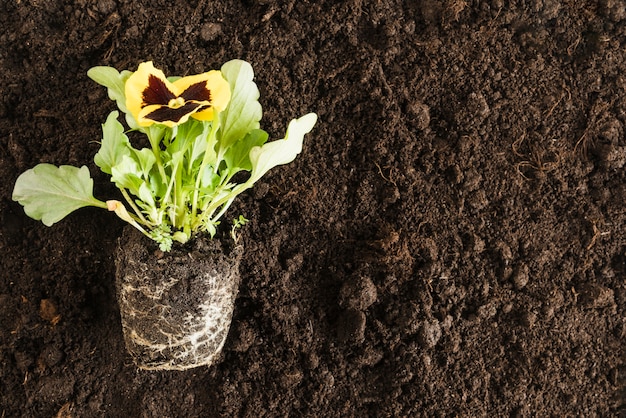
[125,61,231,127]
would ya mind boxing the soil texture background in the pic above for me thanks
[1,0,625,416]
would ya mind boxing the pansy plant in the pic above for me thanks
[12,60,317,251]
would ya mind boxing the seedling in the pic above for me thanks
[230,214,249,243]
[12,59,317,370]
[13,60,317,250]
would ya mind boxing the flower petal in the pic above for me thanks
[125,62,178,127]
[138,103,204,128]
[125,63,231,127]
[173,71,231,121]
[178,82,212,103]
[143,75,177,105]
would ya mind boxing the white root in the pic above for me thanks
[115,231,243,370]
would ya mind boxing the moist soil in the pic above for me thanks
[115,227,244,371]
[1,1,625,416]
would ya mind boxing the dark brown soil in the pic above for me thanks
[1,1,625,416]
[115,227,243,371]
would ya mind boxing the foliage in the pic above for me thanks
[12,60,317,251]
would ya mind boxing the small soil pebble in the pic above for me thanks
[336,309,366,343]
[578,284,615,309]
[200,23,223,42]
[338,275,378,311]
[512,264,529,290]
[418,319,442,348]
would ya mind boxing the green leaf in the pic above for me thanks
[187,122,217,172]
[111,156,143,193]
[138,182,155,207]
[94,111,131,175]
[218,60,263,153]
[131,148,157,179]
[223,129,269,173]
[136,183,158,221]
[169,119,203,155]
[12,164,106,226]
[249,113,317,184]
[200,165,221,190]
[87,67,132,115]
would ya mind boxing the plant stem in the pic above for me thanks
[191,112,220,228]
[121,188,150,225]
[196,180,252,229]
[147,126,168,186]
[161,162,178,225]
[210,195,236,224]
[208,181,252,216]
